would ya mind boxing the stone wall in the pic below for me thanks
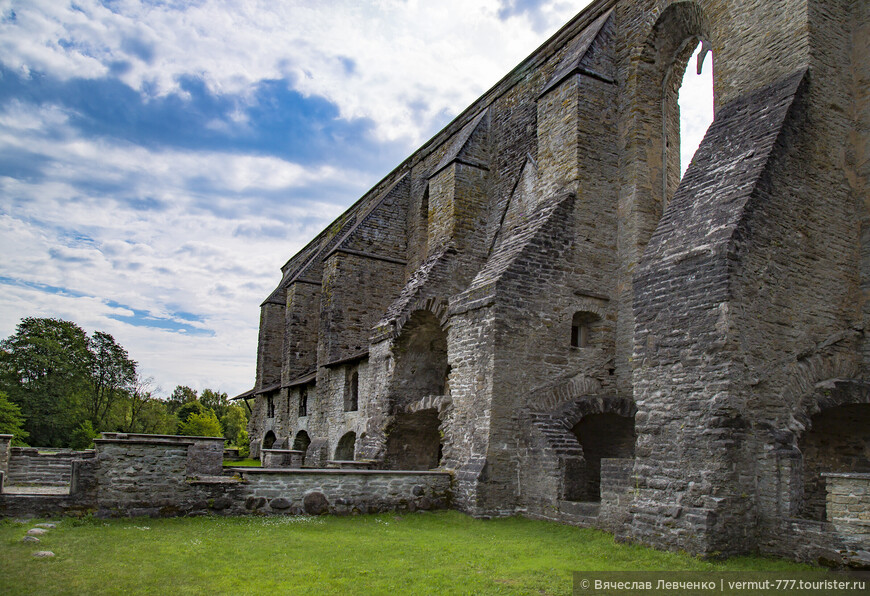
[825,473,870,543]
[6,448,95,486]
[0,434,452,520]
[0,435,10,475]
[230,469,451,516]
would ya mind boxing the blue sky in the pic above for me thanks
[0,0,711,398]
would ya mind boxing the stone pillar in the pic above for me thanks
[0,434,12,475]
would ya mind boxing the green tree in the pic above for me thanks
[70,420,99,450]
[166,385,197,414]
[0,391,29,445]
[200,388,230,418]
[176,400,207,427]
[178,410,222,437]
[236,428,249,457]
[0,317,91,446]
[86,331,136,430]
[219,404,247,444]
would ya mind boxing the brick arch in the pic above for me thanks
[529,394,637,459]
[393,298,450,337]
[794,378,870,436]
[555,395,638,431]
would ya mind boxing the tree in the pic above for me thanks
[0,391,29,445]
[70,420,99,450]
[0,318,91,446]
[200,388,230,419]
[166,385,197,414]
[178,410,222,437]
[219,404,247,444]
[176,400,207,427]
[86,331,136,430]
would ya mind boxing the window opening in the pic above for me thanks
[571,311,600,348]
[299,385,308,418]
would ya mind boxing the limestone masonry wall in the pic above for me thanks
[230,0,867,565]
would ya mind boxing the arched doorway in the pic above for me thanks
[798,404,870,520]
[335,432,356,461]
[570,413,636,502]
[293,430,311,461]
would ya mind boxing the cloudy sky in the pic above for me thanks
[0,0,712,398]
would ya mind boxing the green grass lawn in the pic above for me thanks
[0,511,822,595]
[223,458,260,467]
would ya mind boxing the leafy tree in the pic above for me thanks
[70,420,99,450]
[200,388,230,419]
[178,410,222,437]
[236,428,249,457]
[0,317,91,446]
[176,400,207,427]
[0,390,29,445]
[166,385,197,414]
[134,400,178,436]
[219,404,247,444]
[86,331,136,430]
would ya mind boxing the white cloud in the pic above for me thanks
[0,0,590,144]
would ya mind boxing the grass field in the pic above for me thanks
[0,511,822,595]
[223,458,261,467]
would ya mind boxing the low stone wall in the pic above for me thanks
[230,468,452,515]
[262,449,304,468]
[99,433,225,477]
[6,448,95,486]
[1,433,453,519]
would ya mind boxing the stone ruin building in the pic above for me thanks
[236,0,869,563]
[1,0,866,569]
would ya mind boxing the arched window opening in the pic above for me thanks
[345,369,359,412]
[298,385,309,418]
[293,431,311,455]
[571,311,601,348]
[635,1,710,232]
[798,404,870,521]
[676,41,715,179]
[262,430,277,451]
[266,394,275,418]
[569,413,635,502]
[334,431,356,461]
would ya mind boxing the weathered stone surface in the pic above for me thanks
[303,492,329,515]
[27,528,48,536]
[269,497,292,510]
[32,551,54,558]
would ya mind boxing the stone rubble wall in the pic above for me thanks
[6,448,95,486]
[0,435,452,520]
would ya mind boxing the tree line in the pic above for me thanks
[0,317,249,452]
